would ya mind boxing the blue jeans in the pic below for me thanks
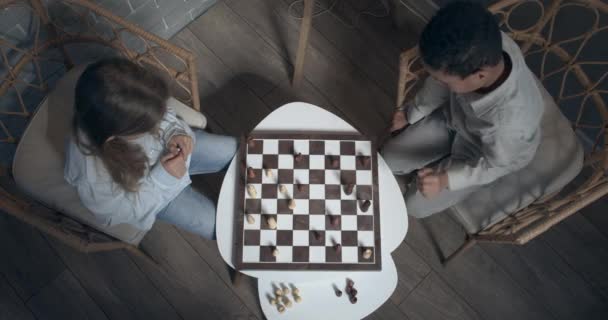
[156,130,238,240]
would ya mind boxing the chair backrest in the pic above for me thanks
[0,0,200,145]
[397,0,608,241]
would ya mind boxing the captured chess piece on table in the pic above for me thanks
[268,283,301,314]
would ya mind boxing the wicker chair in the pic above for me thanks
[396,0,608,264]
[0,0,204,261]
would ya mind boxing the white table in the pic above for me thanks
[216,102,408,319]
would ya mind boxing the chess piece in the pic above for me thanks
[349,296,358,304]
[294,152,303,162]
[277,304,286,313]
[275,288,283,296]
[331,157,339,168]
[333,285,343,297]
[246,214,255,224]
[329,215,340,226]
[279,184,287,194]
[267,216,277,230]
[360,200,371,212]
[334,243,342,253]
[265,168,273,178]
[282,296,292,308]
[288,199,296,210]
[272,247,279,257]
[313,230,322,241]
[282,287,290,295]
[359,156,370,166]
[270,298,277,305]
[344,183,355,195]
[296,183,303,192]
[346,279,355,288]
[247,137,255,148]
[294,295,302,303]
[292,287,300,295]
[246,185,257,198]
[363,248,373,260]
[247,167,255,179]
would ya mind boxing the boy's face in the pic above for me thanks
[426,67,487,94]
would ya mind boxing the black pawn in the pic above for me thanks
[344,184,354,195]
[360,200,371,212]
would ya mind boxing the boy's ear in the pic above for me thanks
[476,68,490,80]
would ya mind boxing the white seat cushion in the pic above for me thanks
[451,81,584,234]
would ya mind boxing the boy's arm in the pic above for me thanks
[445,124,541,190]
[404,76,450,124]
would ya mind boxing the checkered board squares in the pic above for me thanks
[234,134,381,271]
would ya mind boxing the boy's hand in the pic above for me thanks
[161,151,187,178]
[417,168,449,198]
[168,135,193,158]
[391,110,409,132]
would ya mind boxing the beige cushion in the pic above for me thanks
[450,81,584,234]
[12,65,201,245]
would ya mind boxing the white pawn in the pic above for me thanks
[247,185,257,198]
[267,216,277,230]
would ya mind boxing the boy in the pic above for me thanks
[383,1,550,218]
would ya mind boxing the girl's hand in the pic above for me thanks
[168,135,193,158]
[161,151,187,178]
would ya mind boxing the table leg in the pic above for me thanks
[228,265,244,286]
[292,0,315,87]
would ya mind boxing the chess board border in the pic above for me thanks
[233,133,382,271]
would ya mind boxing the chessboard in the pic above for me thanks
[233,133,381,271]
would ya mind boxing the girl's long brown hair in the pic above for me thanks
[73,58,169,192]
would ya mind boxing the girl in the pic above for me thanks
[64,58,237,240]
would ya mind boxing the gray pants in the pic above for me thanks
[382,111,479,218]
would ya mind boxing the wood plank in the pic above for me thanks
[288,0,401,97]
[481,238,608,320]
[187,2,291,97]
[399,271,481,320]
[219,0,392,136]
[176,229,263,319]
[261,77,344,116]
[0,274,36,320]
[129,222,256,320]
[364,300,410,320]
[405,214,554,320]
[26,270,108,320]
[580,197,608,240]
[0,213,65,301]
[390,242,431,306]
[47,239,181,320]
[171,27,272,136]
[542,213,608,300]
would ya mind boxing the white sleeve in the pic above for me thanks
[159,107,196,147]
[406,77,451,124]
[75,163,185,230]
[446,124,541,190]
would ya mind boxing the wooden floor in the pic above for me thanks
[3,1,608,319]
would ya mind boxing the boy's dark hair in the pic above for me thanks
[74,58,169,192]
[419,1,502,78]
